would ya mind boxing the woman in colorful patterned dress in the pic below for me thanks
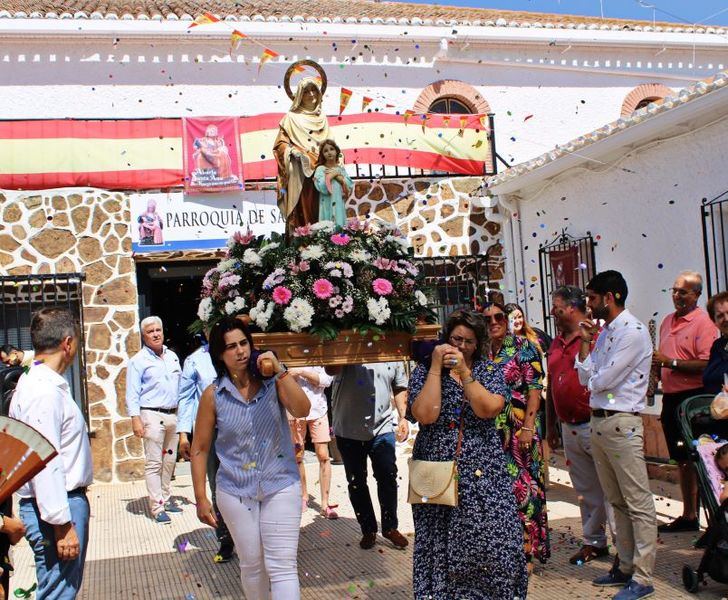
[482,302,551,569]
[408,310,527,598]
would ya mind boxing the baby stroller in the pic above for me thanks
[679,393,728,593]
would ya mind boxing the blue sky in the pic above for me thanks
[401,0,728,26]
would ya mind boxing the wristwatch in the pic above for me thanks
[671,359,678,369]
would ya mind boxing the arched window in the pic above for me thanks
[414,80,491,115]
[634,97,662,112]
[429,96,473,114]
[621,84,674,117]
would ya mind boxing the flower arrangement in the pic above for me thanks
[192,219,436,339]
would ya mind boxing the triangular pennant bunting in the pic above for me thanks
[229,30,247,54]
[361,96,373,111]
[339,88,353,115]
[258,48,280,74]
[188,12,219,28]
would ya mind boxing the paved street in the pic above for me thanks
[9,450,728,599]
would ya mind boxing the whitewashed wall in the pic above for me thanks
[510,113,728,331]
[1,21,725,166]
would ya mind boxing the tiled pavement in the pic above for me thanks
[9,451,728,599]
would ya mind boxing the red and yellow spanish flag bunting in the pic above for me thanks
[229,30,247,54]
[188,12,219,28]
[421,113,431,133]
[339,88,353,115]
[361,96,373,111]
[403,109,415,125]
[258,48,279,74]
[442,115,451,128]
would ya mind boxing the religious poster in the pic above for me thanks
[182,116,244,193]
[549,247,580,287]
[130,191,284,254]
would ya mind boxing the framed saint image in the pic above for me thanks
[549,247,580,288]
[183,116,244,193]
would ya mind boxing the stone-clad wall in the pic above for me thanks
[0,189,143,482]
[0,177,503,482]
[348,177,502,262]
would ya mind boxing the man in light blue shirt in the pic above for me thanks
[126,316,181,524]
[575,270,656,600]
[176,336,234,563]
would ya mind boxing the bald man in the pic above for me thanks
[654,271,718,532]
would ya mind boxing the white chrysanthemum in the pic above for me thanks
[242,248,262,266]
[217,259,236,272]
[367,297,391,325]
[311,220,335,232]
[249,299,273,330]
[349,249,371,263]
[225,296,247,314]
[259,242,280,255]
[197,297,214,322]
[385,234,410,250]
[415,290,428,306]
[300,245,324,260]
[283,298,314,332]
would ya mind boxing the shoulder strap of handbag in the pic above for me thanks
[454,398,466,461]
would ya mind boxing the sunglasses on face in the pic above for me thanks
[484,313,506,324]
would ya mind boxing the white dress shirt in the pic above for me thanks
[575,309,653,413]
[9,363,93,525]
[292,366,333,421]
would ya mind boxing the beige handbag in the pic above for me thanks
[408,403,464,507]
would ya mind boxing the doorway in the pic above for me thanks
[136,260,217,365]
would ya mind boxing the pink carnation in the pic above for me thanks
[372,278,393,296]
[312,278,335,299]
[272,286,293,305]
[293,224,313,237]
[330,233,351,246]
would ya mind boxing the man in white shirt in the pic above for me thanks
[575,270,656,600]
[125,316,182,524]
[287,367,336,518]
[10,307,93,599]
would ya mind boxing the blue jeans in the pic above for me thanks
[19,491,90,600]
[336,432,398,534]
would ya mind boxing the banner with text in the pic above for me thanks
[182,116,244,193]
[131,191,284,253]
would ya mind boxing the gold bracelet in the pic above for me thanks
[428,370,442,377]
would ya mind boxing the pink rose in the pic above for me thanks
[312,278,335,300]
[272,286,293,305]
[298,260,310,272]
[330,233,351,246]
[372,278,393,296]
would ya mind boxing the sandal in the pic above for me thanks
[322,505,339,520]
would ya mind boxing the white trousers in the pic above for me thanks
[140,409,178,516]
[217,483,302,600]
[562,421,616,547]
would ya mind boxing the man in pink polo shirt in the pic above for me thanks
[655,271,718,533]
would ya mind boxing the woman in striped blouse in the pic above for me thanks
[191,317,310,599]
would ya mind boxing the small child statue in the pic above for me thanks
[313,139,353,228]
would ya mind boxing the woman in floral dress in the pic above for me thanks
[482,302,551,568]
[408,310,527,599]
